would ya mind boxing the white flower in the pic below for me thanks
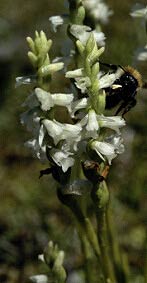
[105,134,125,155]
[30,274,48,283]
[69,24,106,46]
[135,45,147,61]
[50,148,75,172]
[137,50,147,61]
[15,75,36,87]
[25,124,47,162]
[91,140,116,164]
[70,24,91,45]
[35,88,54,110]
[130,6,147,18]
[70,97,89,118]
[83,0,113,24]
[97,115,126,133]
[86,109,99,131]
[91,134,124,164]
[20,111,40,133]
[35,88,74,111]
[42,119,82,150]
[25,138,47,162]
[49,15,64,32]
[98,73,116,89]
[93,30,106,46]
[66,68,83,78]
[75,76,91,93]
[38,254,44,262]
[66,68,91,93]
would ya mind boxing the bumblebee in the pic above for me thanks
[100,62,142,116]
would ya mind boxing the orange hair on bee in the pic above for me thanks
[124,66,142,88]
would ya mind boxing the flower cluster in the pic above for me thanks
[19,35,125,175]
[18,2,126,182]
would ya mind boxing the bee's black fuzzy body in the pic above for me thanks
[101,63,142,116]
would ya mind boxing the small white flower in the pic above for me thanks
[93,30,106,46]
[106,134,125,155]
[99,73,116,89]
[70,24,91,45]
[50,148,75,172]
[91,140,116,164]
[25,124,47,162]
[83,0,113,24]
[66,68,83,78]
[42,119,82,149]
[135,45,147,61]
[15,75,36,87]
[38,254,45,262]
[70,97,89,118]
[42,119,63,145]
[30,274,48,283]
[70,24,106,46]
[49,15,64,32]
[75,76,91,93]
[20,111,40,133]
[137,50,147,61]
[86,109,99,131]
[98,115,126,133]
[35,88,54,111]
[130,6,147,18]
[25,138,47,162]
[35,88,74,111]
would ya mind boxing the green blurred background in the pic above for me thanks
[0,0,146,282]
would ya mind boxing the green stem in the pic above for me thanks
[91,181,116,283]
[96,209,116,283]
[106,207,129,283]
[144,230,147,283]
[57,188,105,283]
[79,230,95,283]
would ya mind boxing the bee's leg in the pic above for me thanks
[99,61,118,71]
[122,98,137,116]
[115,101,127,115]
[99,61,126,72]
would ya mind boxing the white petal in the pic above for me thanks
[93,30,106,46]
[38,254,45,262]
[20,111,40,133]
[50,148,75,172]
[30,274,48,283]
[106,134,125,154]
[35,88,54,111]
[75,76,91,93]
[38,124,46,147]
[51,93,74,107]
[130,6,147,18]
[15,75,36,87]
[70,24,91,44]
[49,15,64,32]
[70,97,88,117]
[42,119,63,145]
[42,119,82,147]
[66,68,83,78]
[92,140,116,164]
[99,73,116,89]
[98,115,126,133]
[86,109,99,131]
[136,48,147,61]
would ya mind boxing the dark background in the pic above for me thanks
[0,0,146,282]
